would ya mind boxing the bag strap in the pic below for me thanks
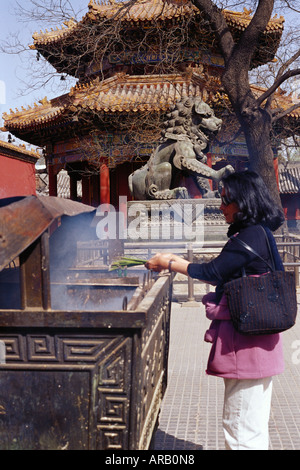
[259,226,276,271]
[230,227,275,272]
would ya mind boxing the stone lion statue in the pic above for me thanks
[128,97,234,200]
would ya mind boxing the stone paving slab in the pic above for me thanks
[153,294,300,451]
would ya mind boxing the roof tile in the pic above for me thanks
[3,71,299,132]
[31,0,284,48]
[279,165,300,194]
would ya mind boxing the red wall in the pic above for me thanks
[0,154,36,198]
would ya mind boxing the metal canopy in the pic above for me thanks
[0,195,95,271]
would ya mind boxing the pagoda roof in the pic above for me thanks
[30,0,284,75]
[2,70,207,145]
[31,0,284,46]
[2,70,299,147]
[278,163,300,194]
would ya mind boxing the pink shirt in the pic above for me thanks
[203,292,285,379]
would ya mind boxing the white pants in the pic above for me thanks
[223,377,273,450]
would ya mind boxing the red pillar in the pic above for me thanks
[206,152,212,167]
[273,157,279,190]
[48,165,57,197]
[206,153,213,189]
[100,163,110,205]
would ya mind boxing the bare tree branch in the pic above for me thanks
[257,68,300,105]
[272,102,300,122]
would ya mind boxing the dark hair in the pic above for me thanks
[221,170,285,231]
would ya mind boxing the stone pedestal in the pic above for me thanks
[127,198,228,244]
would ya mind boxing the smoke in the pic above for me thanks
[49,212,137,311]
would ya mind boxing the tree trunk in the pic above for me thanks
[240,109,281,205]
[222,77,282,206]
[191,0,282,205]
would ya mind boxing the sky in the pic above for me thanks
[0,0,88,147]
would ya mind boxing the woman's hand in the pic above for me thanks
[145,253,190,275]
[145,253,173,272]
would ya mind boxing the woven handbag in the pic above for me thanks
[224,229,297,335]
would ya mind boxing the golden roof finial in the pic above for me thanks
[39,97,49,106]
[243,7,252,16]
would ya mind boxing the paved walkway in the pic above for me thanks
[153,290,300,451]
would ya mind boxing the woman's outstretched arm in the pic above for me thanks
[145,252,190,275]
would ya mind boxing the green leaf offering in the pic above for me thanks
[109,256,147,271]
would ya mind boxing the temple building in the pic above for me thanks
[2,0,300,209]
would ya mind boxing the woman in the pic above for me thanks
[145,170,285,450]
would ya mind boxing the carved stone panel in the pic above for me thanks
[0,272,172,449]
